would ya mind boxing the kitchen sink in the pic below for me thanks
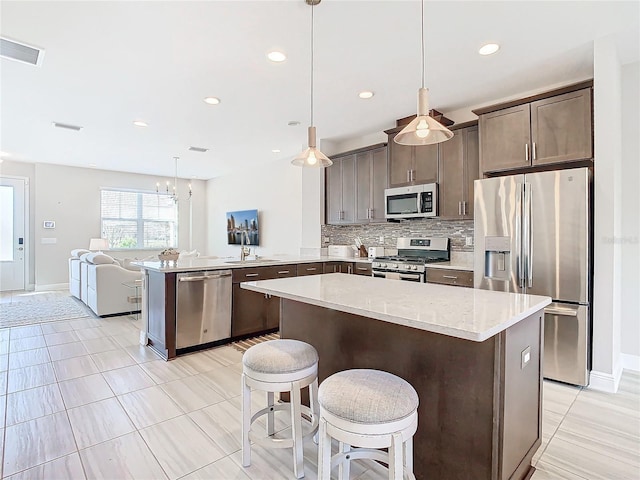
[224,258,277,264]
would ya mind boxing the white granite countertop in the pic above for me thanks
[133,255,371,273]
[241,273,550,342]
[425,251,474,271]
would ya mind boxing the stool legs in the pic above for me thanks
[388,433,403,480]
[291,381,304,478]
[266,391,275,436]
[404,437,414,478]
[318,417,331,479]
[338,442,351,480]
[241,373,251,467]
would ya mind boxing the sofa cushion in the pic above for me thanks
[85,253,116,265]
[71,249,91,258]
[121,259,142,271]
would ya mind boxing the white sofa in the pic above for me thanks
[68,249,90,299]
[84,253,143,317]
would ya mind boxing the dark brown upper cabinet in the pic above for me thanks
[475,82,593,175]
[438,123,479,219]
[385,127,439,188]
[326,144,387,225]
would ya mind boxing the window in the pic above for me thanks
[101,189,177,249]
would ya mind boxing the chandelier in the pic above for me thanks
[156,157,192,203]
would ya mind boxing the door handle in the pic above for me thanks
[526,183,533,288]
[306,268,317,271]
[178,273,231,282]
[532,142,537,161]
[544,307,578,317]
[525,143,530,162]
[244,273,259,278]
[277,271,290,274]
[458,201,462,216]
[442,275,458,279]
[407,170,411,182]
[516,183,524,288]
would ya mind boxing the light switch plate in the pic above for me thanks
[521,346,531,369]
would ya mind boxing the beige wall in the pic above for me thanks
[621,61,640,365]
[1,161,207,289]
[206,157,302,258]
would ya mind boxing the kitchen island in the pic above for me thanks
[241,273,551,480]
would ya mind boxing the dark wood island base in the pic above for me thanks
[280,298,543,480]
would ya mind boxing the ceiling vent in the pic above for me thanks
[0,37,45,66]
[52,122,83,131]
[188,146,209,153]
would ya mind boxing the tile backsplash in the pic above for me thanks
[321,219,474,252]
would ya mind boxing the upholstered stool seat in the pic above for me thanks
[242,339,319,479]
[318,369,419,480]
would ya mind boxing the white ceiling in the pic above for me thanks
[1,1,638,180]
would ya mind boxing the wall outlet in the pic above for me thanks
[466,236,474,246]
[323,236,330,244]
[379,236,384,244]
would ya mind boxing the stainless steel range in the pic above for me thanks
[372,237,450,282]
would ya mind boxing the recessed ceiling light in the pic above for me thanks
[272,149,281,153]
[204,97,221,105]
[478,43,500,56]
[52,122,83,131]
[288,120,300,126]
[358,91,374,99]
[133,120,148,127]
[189,146,209,153]
[267,51,287,62]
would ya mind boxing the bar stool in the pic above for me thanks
[317,369,419,480]
[242,339,319,479]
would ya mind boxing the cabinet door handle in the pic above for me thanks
[411,169,415,181]
[443,275,458,279]
[278,270,290,274]
[348,265,353,274]
[245,273,259,277]
[532,142,537,160]
[357,267,369,271]
[458,201,462,216]
[463,201,467,216]
[407,170,411,182]
[306,267,317,271]
[525,143,530,162]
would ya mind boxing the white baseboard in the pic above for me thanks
[589,362,624,393]
[35,283,69,292]
[621,353,640,372]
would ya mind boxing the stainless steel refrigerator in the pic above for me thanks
[474,167,591,386]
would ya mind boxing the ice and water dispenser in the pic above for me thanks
[484,236,511,281]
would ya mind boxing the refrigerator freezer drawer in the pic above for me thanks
[543,303,590,386]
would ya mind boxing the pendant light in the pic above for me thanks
[292,0,332,167]
[394,0,453,146]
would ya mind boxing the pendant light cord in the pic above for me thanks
[310,2,315,127]
[421,0,425,89]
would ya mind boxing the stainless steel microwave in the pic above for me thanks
[384,183,438,219]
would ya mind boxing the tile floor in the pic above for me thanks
[0,290,639,479]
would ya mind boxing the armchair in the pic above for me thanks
[84,253,143,317]
[68,249,90,299]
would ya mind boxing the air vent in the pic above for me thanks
[188,146,209,153]
[1,37,45,66]
[52,122,83,131]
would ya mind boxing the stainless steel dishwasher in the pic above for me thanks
[176,270,232,349]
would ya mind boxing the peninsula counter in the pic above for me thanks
[241,273,551,480]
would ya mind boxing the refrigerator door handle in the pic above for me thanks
[526,183,533,288]
[544,307,578,317]
[516,182,524,288]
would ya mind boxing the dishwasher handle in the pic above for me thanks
[178,272,232,282]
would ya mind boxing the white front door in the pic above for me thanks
[0,177,26,291]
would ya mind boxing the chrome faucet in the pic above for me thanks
[240,229,251,261]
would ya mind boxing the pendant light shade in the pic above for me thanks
[394,0,452,147]
[394,88,453,145]
[292,0,332,168]
[291,126,332,167]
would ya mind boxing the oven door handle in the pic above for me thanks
[398,273,422,281]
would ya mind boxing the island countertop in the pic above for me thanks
[241,273,551,342]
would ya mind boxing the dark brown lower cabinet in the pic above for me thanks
[426,268,474,287]
[280,299,543,480]
[323,261,353,274]
[353,263,372,276]
[231,264,297,338]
